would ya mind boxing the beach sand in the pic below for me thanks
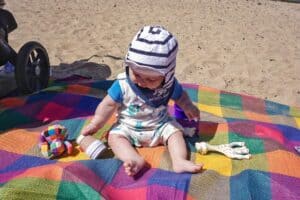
[5,0,300,106]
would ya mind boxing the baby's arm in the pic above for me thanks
[174,91,200,121]
[81,95,119,136]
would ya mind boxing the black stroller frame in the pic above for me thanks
[0,8,50,94]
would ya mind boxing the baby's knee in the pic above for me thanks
[107,133,126,146]
[167,131,184,141]
[107,134,117,145]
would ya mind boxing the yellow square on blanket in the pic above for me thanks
[195,154,232,176]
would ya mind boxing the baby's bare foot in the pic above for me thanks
[173,159,203,173]
[123,158,145,176]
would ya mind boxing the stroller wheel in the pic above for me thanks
[15,41,50,94]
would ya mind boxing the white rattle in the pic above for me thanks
[195,142,251,159]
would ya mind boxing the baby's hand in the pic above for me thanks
[183,103,200,121]
[176,91,200,121]
[81,123,98,136]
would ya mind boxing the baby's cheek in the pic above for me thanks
[153,81,163,89]
[130,76,135,81]
[131,77,138,84]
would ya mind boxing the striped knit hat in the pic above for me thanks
[125,26,179,107]
[125,25,178,88]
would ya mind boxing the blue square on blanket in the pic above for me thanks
[0,154,56,173]
[265,100,289,115]
[80,159,122,184]
[230,170,271,200]
[26,92,56,104]
[59,118,86,140]
[148,169,191,192]
[76,96,101,113]
[184,87,198,103]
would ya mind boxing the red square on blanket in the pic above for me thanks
[37,102,73,121]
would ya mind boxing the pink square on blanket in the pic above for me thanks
[37,102,73,121]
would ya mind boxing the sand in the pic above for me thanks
[4,0,300,106]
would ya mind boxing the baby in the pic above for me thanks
[81,25,203,176]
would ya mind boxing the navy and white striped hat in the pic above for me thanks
[125,25,178,87]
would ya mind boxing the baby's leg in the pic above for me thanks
[108,134,145,176]
[167,131,203,173]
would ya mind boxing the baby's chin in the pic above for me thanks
[138,84,160,90]
[134,82,153,90]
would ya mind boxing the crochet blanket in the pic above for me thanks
[0,77,299,200]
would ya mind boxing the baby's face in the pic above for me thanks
[129,68,164,90]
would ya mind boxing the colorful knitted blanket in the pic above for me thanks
[0,77,299,199]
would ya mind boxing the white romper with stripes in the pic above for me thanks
[109,72,184,147]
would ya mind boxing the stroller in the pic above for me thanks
[0,8,50,94]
